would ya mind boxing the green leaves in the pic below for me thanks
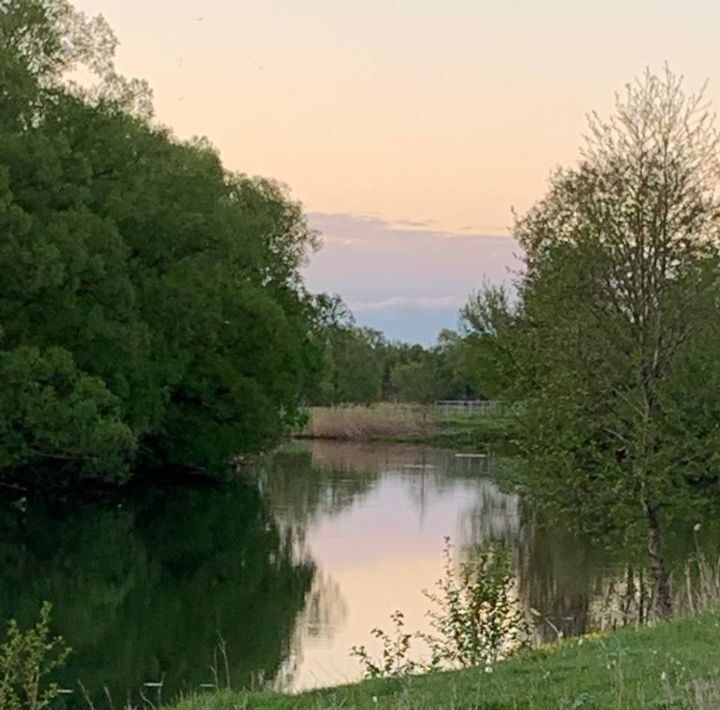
[0,347,137,481]
[351,540,528,679]
[0,602,70,710]
[461,70,720,616]
[0,1,322,482]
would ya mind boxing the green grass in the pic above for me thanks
[171,612,720,709]
[424,413,517,452]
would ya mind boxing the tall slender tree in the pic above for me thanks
[467,68,720,618]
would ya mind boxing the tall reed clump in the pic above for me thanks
[300,404,434,441]
[0,603,71,710]
[678,525,720,615]
[351,539,529,678]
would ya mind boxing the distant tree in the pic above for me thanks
[434,328,483,400]
[389,360,437,403]
[329,327,385,404]
[311,297,385,405]
[380,341,427,400]
[460,288,522,400]
[466,68,720,618]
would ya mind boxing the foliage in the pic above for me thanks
[462,68,720,618]
[0,0,322,481]
[419,539,529,669]
[311,295,478,406]
[351,540,528,679]
[389,360,438,404]
[0,602,70,710]
[459,287,524,400]
[350,611,421,679]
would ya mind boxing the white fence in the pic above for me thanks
[433,400,504,418]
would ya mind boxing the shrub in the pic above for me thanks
[351,539,529,679]
[0,603,71,710]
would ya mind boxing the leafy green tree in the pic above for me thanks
[389,360,437,403]
[324,327,385,405]
[459,288,523,400]
[433,328,482,401]
[0,0,321,481]
[311,295,385,405]
[465,69,720,618]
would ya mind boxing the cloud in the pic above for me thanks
[303,212,522,343]
[350,295,466,313]
[308,212,514,248]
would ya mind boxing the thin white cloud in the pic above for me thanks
[350,295,466,313]
[303,211,522,342]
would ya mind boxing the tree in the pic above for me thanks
[459,290,521,400]
[0,0,322,482]
[467,69,720,618]
[309,295,388,405]
[389,360,437,404]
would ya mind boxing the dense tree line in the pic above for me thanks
[310,295,480,406]
[0,0,322,483]
[463,69,720,618]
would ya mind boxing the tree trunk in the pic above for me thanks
[646,504,673,619]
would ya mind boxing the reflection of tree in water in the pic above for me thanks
[456,480,521,546]
[272,571,349,690]
[511,508,720,640]
[513,519,616,640]
[256,442,499,531]
[254,444,381,529]
[0,482,315,705]
[301,572,349,640]
[452,485,682,641]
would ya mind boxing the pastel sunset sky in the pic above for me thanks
[73,0,720,342]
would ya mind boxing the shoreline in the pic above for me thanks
[171,611,720,709]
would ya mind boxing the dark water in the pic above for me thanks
[0,441,710,704]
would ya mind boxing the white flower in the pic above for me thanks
[694,523,702,533]
[484,665,494,674]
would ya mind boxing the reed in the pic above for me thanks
[297,404,435,441]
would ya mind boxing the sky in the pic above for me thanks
[72,0,720,343]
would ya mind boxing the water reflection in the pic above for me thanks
[0,482,314,704]
[0,441,710,701]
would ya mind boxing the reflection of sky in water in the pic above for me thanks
[5,440,709,702]
[260,441,708,693]
[264,442,520,691]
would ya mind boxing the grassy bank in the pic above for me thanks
[172,612,720,709]
[296,404,515,451]
[424,412,516,451]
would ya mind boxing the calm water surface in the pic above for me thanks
[0,441,702,704]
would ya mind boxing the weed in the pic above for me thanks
[351,539,529,679]
[0,602,71,710]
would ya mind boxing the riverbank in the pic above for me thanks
[172,611,720,708]
[295,404,516,451]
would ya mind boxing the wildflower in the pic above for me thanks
[694,523,702,533]
[484,665,494,674]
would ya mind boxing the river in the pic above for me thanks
[0,440,706,705]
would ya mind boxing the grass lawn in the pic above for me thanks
[424,413,516,451]
[171,611,720,709]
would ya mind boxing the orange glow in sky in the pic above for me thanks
[70,0,720,341]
